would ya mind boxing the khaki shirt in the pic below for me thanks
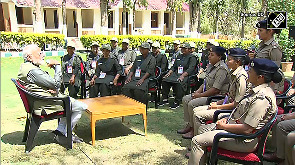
[110,47,121,59]
[204,61,230,95]
[117,49,137,67]
[228,66,248,103]
[229,84,277,129]
[255,37,282,67]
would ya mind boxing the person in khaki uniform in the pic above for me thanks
[160,43,197,109]
[122,42,156,104]
[178,46,230,139]
[117,39,137,76]
[60,44,82,98]
[89,44,121,97]
[151,41,168,73]
[250,19,284,93]
[187,58,282,165]
[192,48,249,135]
[263,112,295,165]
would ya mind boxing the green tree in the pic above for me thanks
[167,0,186,36]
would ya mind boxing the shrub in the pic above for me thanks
[0,32,65,50]
[278,29,295,62]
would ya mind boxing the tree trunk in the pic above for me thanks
[260,0,267,20]
[171,11,176,36]
[122,0,126,35]
[241,16,245,38]
[214,8,219,38]
[33,0,43,33]
[197,2,201,33]
[133,0,136,34]
[62,0,67,36]
[189,1,198,34]
[100,0,108,35]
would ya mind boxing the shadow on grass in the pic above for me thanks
[1,130,55,146]
[75,116,143,145]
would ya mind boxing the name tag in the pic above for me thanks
[67,66,73,73]
[91,61,96,69]
[99,72,106,79]
[178,66,183,74]
[172,59,175,65]
[135,68,141,77]
[119,58,125,65]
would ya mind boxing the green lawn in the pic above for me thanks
[1,55,283,165]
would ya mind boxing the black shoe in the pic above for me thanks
[54,134,67,145]
[170,102,180,109]
[159,99,169,106]
[72,134,83,143]
[52,130,64,136]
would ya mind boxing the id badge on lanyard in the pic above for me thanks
[91,60,97,69]
[178,66,183,74]
[135,67,141,78]
[119,57,125,65]
[99,72,106,79]
[67,65,73,74]
[222,95,228,105]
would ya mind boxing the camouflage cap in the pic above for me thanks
[180,43,191,49]
[189,41,196,48]
[110,37,118,42]
[140,42,150,49]
[67,42,76,48]
[152,41,161,48]
[146,39,153,44]
[91,42,99,47]
[122,38,130,44]
[173,40,181,45]
[101,44,111,51]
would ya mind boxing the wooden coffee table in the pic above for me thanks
[78,95,147,146]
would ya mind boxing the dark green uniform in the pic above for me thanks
[201,49,210,69]
[117,48,137,73]
[162,53,197,103]
[86,52,101,79]
[89,57,122,97]
[152,52,168,73]
[110,47,121,59]
[61,53,82,98]
[122,54,156,104]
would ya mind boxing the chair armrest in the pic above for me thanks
[276,93,295,99]
[213,110,233,122]
[284,105,295,113]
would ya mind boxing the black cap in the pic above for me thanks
[256,20,267,29]
[227,48,247,57]
[210,46,226,55]
[250,58,279,74]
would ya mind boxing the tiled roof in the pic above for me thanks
[13,0,188,11]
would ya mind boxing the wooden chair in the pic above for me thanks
[11,78,72,153]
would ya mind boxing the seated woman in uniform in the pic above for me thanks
[122,42,156,104]
[178,46,230,139]
[191,48,249,137]
[89,44,121,97]
[160,43,197,109]
[187,58,282,165]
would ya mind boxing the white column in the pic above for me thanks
[160,10,164,35]
[142,10,151,35]
[114,8,119,35]
[57,8,63,34]
[76,9,82,37]
[8,2,18,32]
[93,9,101,35]
[184,12,190,35]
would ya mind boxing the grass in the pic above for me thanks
[1,55,289,164]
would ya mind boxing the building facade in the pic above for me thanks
[0,0,190,37]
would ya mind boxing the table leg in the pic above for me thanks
[91,117,96,146]
[122,116,124,123]
[143,112,147,136]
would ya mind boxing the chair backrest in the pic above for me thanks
[255,111,278,160]
[11,78,31,113]
[155,66,161,79]
[277,79,292,95]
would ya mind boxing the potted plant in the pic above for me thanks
[279,29,295,72]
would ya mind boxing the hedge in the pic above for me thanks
[80,35,261,51]
[0,32,65,50]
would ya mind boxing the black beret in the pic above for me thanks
[210,46,226,55]
[250,58,279,74]
[256,20,267,29]
[227,48,247,57]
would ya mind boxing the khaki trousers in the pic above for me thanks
[188,123,258,165]
[182,95,208,127]
[285,131,295,165]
